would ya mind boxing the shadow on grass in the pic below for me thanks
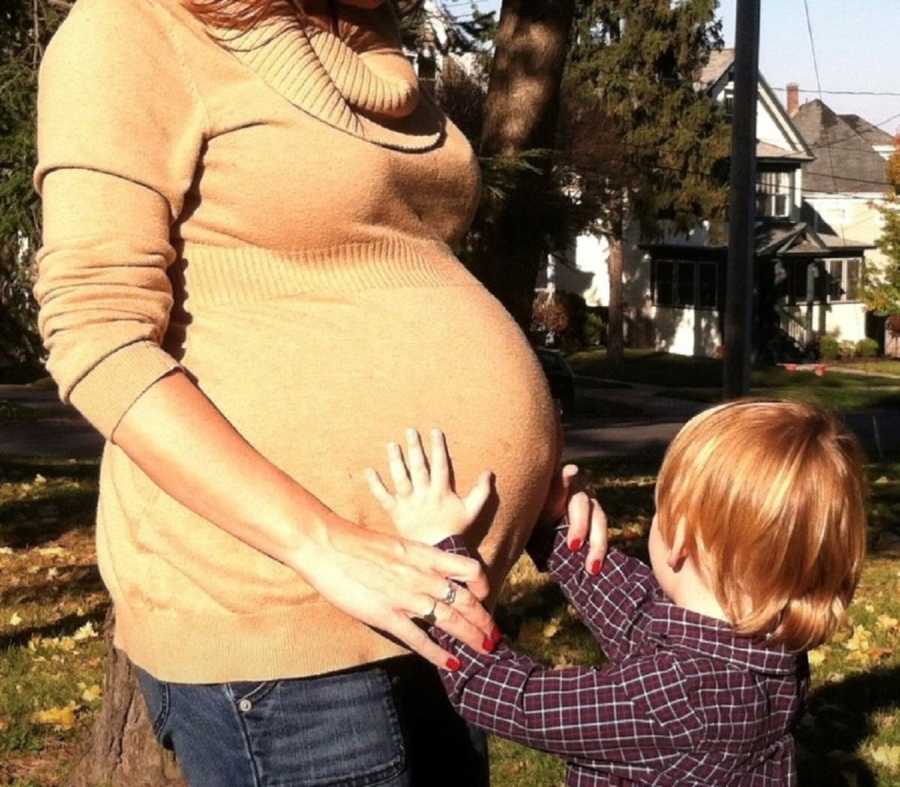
[0,564,104,608]
[0,490,98,550]
[797,665,900,787]
[0,455,99,482]
[0,602,110,651]
[0,456,99,549]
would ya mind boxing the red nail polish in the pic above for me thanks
[569,538,583,552]
[447,657,461,671]
[491,625,502,643]
[591,560,602,575]
[483,637,495,652]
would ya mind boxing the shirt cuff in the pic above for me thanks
[66,339,184,444]
[433,534,475,557]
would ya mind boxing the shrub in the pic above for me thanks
[839,340,858,360]
[583,311,605,347]
[856,338,879,358]
[818,335,840,361]
[532,291,588,352]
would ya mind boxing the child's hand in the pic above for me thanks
[365,428,493,546]
[564,491,609,575]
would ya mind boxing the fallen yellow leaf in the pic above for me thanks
[869,744,900,772]
[9,612,22,626]
[73,621,98,641]
[844,625,871,652]
[58,637,76,652]
[81,684,102,703]
[876,614,898,631]
[808,648,827,667]
[30,702,79,731]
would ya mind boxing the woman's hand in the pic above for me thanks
[364,428,492,545]
[111,373,496,673]
[563,491,610,575]
[294,511,497,670]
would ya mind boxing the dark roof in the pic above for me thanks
[839,114,895,147]
[792,100,892,194]
[641,221,873,259]
[695,49,734,90]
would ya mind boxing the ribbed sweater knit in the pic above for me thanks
[31,0,561,682]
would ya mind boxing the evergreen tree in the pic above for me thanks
[0,0,68,377]
[558,0,730,371]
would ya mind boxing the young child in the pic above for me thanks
[364,399,868,785]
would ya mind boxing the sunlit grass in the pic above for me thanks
[1,455,898,786]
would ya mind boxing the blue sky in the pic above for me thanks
[461,0,900,136]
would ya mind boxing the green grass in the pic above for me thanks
[835,359,900,377]
[568,350,900,410]
[2,454,899,786]
[0,457,107,787]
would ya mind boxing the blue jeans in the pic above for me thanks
[135,655,489,787]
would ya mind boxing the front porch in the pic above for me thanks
[643,222,873,360]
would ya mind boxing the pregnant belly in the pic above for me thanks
[160,279,560,605]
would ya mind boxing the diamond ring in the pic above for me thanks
[441,582,457,606]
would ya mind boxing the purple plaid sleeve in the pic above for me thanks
[539,525,659,663]
[429,536,702,763]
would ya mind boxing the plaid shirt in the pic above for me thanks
[431,528,809,786]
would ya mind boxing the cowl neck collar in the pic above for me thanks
[204,4,446,151]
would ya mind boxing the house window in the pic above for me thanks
[698,263,718,308]
[827,258,863,302]
[655,260,675,306]
[757,170,793,218]
[653,260,719,309]
[788,260,829,302]
[787,258,863,303]
[723,85,735,116]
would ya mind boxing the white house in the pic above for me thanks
[541,51,876,359]
[791,96,895,351]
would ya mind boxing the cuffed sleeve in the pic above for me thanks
[31,0,206,442]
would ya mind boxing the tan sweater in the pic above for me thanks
[32,0,560,682]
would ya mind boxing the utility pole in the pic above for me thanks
[723,0,761,399]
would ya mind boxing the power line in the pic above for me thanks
[771,87,900,98]
[801,0,845,244]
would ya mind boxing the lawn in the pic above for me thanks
[568,349,900,410]
[1,455,899,786]
[835,359,900,378]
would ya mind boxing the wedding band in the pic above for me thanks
[422,598,438,625]
[441,582,457,606]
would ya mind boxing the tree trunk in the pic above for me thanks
[606,218,626,376]
[69,607,186,787]
[469,0,575,330]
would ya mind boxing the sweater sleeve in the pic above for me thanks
[31,0,206,443]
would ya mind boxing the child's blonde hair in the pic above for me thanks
[655,399,867,651]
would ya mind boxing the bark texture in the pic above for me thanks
[69,607,186,787]
[606,223,626,374]
[469,0,575,330]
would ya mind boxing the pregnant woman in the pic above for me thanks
[31,0,561,783]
